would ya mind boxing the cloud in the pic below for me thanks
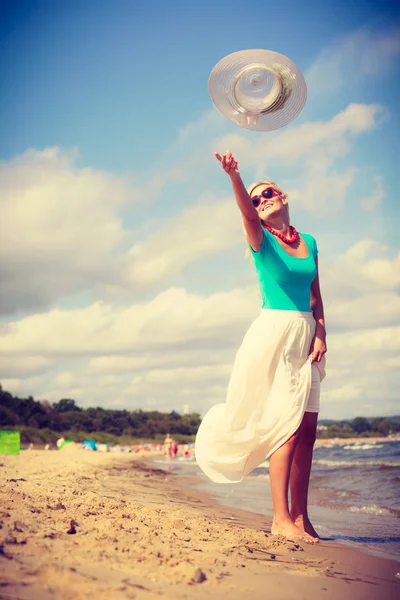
[326,292,399,330]
[213,103,384,165]
[211,103,385,215]
[0,285,259,411]
[329,326,400,358]
[178,108,223,144]
[320,240,400,335]
[0,148,244,315]
[0,356,54,377]
[0,286,260,358]
[0,147,130,315]
[125,196,241,285]
[322,240,400,300]
[0,100,388,319]
[88,348,227,374]
[360,175,384,212]
[316,240,400,418]
[0,88,397,419]
[317,321,400,419]
[1,234,399,418]
[305,25,400,94]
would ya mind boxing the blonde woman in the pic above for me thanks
[195,150,327,543]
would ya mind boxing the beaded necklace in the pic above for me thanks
[264,224,298,245]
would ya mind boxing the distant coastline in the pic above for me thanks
[1,384,399,446]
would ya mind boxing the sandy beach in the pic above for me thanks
[1,450,399,600]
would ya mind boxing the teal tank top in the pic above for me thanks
[249,229,318,312]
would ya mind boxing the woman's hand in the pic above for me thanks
[215,150,239,178]
[309,332,327,363]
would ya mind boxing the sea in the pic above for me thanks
[153,440,400,561]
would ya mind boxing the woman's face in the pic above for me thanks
[250,183,287,221]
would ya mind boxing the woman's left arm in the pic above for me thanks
[310,257,327,363]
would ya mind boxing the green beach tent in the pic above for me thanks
[0,430,20,455]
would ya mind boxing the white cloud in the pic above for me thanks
[144,364,231,385]
[360,176,384,212]
[178,108,223,144]
[0,285,258,411]
[0,356,53,377]
[0,100,388,319]
[0,79,397,420]
[305,26,400,94]
[329,326,400,357]
[0,147,130,315]
[317,239,400,417]
[319,240,400,335]
[213,103,384,165]
[321,240,400,302]
[0,148,244,314]
[1,235,399,418]
[88,347,228,374]
[125,196,241,285]
[211,103,385,215]
[0,286,259,358]
[326,292,399,330]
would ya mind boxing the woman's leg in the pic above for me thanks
[289,411,319,539]
[269,429,318,542]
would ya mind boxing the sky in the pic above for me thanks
[0,0,399,420]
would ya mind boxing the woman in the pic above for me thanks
[195,150,327,543]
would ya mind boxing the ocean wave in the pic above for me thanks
[348,505,400,518]
[342,444,384,451]
[246,473,270,481]
[313,459,400,468]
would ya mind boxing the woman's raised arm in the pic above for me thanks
[215,150,264,251]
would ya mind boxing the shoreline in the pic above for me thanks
[315,435,400,447]
[1,450,399,599]
[157,452,400,563]
[14,433,400,453]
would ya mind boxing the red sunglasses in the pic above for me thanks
[251,186,280,208]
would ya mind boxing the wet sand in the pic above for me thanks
[0,449,399,600]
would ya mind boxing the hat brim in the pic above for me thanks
[208,49,307,132]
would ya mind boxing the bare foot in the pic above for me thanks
[292,514,320,541]
[271,518,319,544]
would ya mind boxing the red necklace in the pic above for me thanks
[264,224,298,245]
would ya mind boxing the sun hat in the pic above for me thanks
[208,49,307,131]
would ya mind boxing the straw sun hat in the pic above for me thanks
[208,49,307,131]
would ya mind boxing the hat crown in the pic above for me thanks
[208,49,306,131]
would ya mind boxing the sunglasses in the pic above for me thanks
[251,187,279,208]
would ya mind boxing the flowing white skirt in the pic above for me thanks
[195,309,326,484]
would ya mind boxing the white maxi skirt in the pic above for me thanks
[195,309,326,484]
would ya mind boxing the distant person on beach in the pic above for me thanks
[164,433,174,460]
[172,439,178,459]
[195,150,327,544]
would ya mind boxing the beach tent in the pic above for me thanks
[96,443,109,452]
[0,430,20,455]
[82,439,97,451]
[59,439,75,450]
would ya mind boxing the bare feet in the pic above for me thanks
[291,514,320,541]
[271,518,319,544]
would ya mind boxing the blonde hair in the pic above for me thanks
[247,179,287,200]
[244,179,290,259]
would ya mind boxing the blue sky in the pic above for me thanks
[0,0,399,419]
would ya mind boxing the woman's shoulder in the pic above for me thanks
[298,232,318,257]
[298,231,317,243]
[249,227,273,256]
